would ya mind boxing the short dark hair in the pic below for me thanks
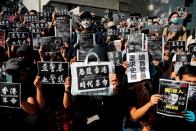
[177,64,196,80]
[168,12,179,20]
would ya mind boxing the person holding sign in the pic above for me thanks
[63,73,121,131]
[123,80,162,131]
[162,12,187,41]
[1,58,45,130]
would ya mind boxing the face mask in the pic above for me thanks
[148,22,152,26]
[6,73,13,82]
[81,18,92,29]
[171,18,178,24]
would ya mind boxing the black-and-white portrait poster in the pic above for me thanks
[169,41,186,53]
[127,33,144,52]
[55,17,71,42]
[188,84,196,102]
[0,82,21,109]
[174,54,191,73]
[37,62,69,84]
[8,32,29,46]
[106,28,119,36]
[77,32,96,61]
[188,43,196,54]
[107,51,122,66]
[146,35,164,61]
[0,29,5,48]
[41,36,63,53]
[127,52,150,83]
[32,33,42,50]
[177,7,187,19]
[157,79,189,118]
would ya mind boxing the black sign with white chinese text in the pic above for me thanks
[31,22,48,33]
[76,65,109,91]
[0,82,21,109]
[38,62,69,84]
[168,41,185,53]
[25,15,39,23]
[107,51,122,66]
[41,36,63,53]
[0,20,11,28]
[8,32,29,46]
[11,22,24,32]
[157,79,189,118]
[42,5,55,13]
[38,12,52,22]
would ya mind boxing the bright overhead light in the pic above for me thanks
[149,4,154,10]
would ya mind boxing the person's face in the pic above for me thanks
[182,74,196,84]
[168,93,179,105]
[171,14,179,19]
[81,18,92,29]
[152,60,160,66]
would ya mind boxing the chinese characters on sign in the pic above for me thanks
[8,32,29,46]
[168,41,186,53]
[0,82,21,108]
[127,52,150,83]
[77,65,109,92]
[38,62,68,84]
[157,79,189,118]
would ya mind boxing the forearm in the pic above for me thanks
[36,87,45,109]
[21,101,38,114]
[63,92,71,109]
[130,102,152,121]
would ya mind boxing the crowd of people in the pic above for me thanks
[0,3,196,131]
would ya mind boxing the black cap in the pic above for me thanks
[79,11,92,21]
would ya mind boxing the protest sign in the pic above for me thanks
[174,54,192,73]
[0,82,21,109]
[32,33,42,50]
[0,20,11,28]
[107,51,123,66]
[38,12,52,22]
[168,41,186,53]
[31,21,48,33]
[146,35,164,61]
[157,79,189,118]
[41,36,63,53]
[71,52,115,96]
[127,52,150,83]
[42,5,55,13]
[8,32,29,46]
[37,61,69,84]
[55,16,71,42]
[127,33,144,52]
[25,14,39,23]
[77,32,96,61]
